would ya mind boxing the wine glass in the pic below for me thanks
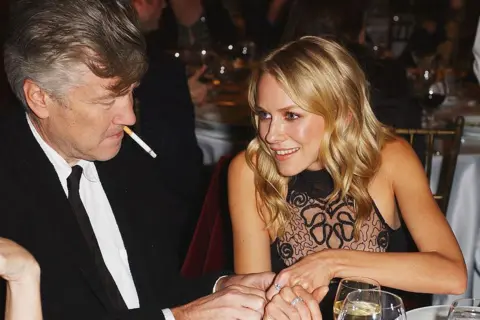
[337,289,406,320]
[448,298,480,319]
[333,277,380,320]
[421,79,447,128]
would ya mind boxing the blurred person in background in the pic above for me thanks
[241,0,292,54]
[398,0,449,68]
[156,0,238,50]
[131,0,208,261]
[281,0,422,132]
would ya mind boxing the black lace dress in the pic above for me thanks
[271,168,407,320]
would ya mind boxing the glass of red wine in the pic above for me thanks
[421,80,447,128]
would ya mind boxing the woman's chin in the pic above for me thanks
[276,163,304,177]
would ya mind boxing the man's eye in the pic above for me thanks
[285,112,300,120]
[100,100,115,107]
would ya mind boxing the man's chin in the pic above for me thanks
[93,146,122,162]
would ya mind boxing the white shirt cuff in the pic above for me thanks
[162,308,176,320]
[213,275,229,293]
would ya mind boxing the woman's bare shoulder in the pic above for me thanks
[381,137,418,162]
[380,137,423,178]
[229,150,257,178]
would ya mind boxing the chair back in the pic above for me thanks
[395,116,464,214]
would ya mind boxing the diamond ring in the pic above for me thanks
[291,296,304,306]
[274,283,282,292]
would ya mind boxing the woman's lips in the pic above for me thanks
[272,147,300,161]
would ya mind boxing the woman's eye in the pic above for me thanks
[285,112,300,120]
[257,110,271,120]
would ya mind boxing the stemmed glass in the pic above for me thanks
[448,298,480,319]
[421,78,447,128]
[333,277,380,320]
[413,65,447,128]
[337,289,406,320]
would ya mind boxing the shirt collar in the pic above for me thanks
[26,114,99,182]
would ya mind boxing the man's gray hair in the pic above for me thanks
[4,0,148,109]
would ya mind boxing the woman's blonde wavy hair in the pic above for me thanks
[246,36,395,238]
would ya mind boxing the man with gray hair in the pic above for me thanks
[0,0,323,319]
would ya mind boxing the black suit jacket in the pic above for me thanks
[0,106,217,319]
[136,39,206,260]
[137,37,204,206]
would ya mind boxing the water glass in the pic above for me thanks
[337,289,406,320]
[448,298,480,319]
[333,277,380,319]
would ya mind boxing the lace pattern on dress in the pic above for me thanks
[277,189,390,267]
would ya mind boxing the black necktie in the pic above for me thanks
[67,165,127,311]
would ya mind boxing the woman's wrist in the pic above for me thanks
[6,275,42,320]
[317,249,342,280]
[10,262,41,286]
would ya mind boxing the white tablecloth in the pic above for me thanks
[432,140,480,305]
[195,101,251,165]
[196,125,250,165]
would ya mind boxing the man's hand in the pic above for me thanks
[217,272,276,292]
[264,286,328,320]
[0,238,39,284]
[172,285,267,320]
[188,65,209,106]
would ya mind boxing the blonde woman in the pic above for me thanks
[228,36,466,312]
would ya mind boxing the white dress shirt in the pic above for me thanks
[27,115,140,308]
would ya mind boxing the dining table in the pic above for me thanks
[194,79,253,165]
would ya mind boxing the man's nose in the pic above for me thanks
[114,95,136,127]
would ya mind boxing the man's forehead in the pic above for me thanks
[69,67,123,100]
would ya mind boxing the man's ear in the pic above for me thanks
[23,79,52,119]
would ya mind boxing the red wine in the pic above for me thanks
[422,93,445,109]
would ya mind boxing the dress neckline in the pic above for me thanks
[297,168,331,182]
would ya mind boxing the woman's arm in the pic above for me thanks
[228,151,272,274]
[6,274,42,320]
[0,238,42,320]
[268,139,466,297]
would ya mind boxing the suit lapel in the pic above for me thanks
[4,111,115,312]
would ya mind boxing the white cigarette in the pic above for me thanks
[123,126,157,159]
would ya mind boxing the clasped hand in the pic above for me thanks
[173,271,328,320]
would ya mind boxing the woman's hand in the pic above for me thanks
[267,251,334,300]
[0,238,42,320]
[263,285,328,320]
[0,238,39,283]
[188,65,209,106]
